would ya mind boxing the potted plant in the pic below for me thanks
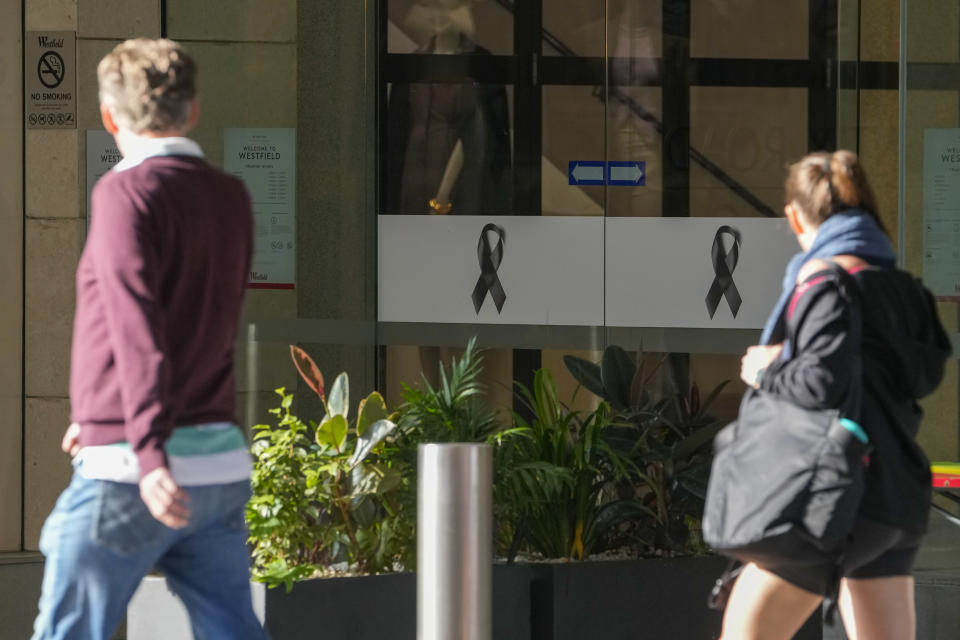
[129,342,533,640]
[523,345,820,640]
[128,342,822,639]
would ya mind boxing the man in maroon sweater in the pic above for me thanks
[32,39,267,639]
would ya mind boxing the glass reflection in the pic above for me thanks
[388,0,513,55]
[385,81,512,215]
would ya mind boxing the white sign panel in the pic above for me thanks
[378,216,798,329]
[605,218,797,328]
[379,215,605,325]
[923,128,960,298]
[85,130,122,225]
[224,128,296,289]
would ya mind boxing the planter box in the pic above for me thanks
[529,556,820,640]
[128,557,821,639]
[128,566,532,640]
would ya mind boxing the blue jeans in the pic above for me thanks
[32,469,268,640]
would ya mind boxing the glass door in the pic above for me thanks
[377,0,863,422]
[899,0,960,578]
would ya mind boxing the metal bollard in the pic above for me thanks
[417,443,493,640]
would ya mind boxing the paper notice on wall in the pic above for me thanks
[923,128,960,299]
[224,128,296,289]
[85,130,122,227]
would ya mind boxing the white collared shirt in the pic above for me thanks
[113,135,204,172]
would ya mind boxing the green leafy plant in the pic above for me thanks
[393,337,499,445]
[246,347,409,590]
[386,338,506,566]
[564,346,728,555]
[496,369,651,560]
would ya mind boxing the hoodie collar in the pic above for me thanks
[113,136,204,173]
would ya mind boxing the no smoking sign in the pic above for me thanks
[25,31,76,130]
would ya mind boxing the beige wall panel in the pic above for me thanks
[857,90,899,244]
[0,216,24,394]
[24,398,73,550]
[25,219,83,399]
[76,39,118,132]
[26,0,77,30]
[26,129,79,219]
[77,39,122,222]
[0,394,23,550]
[167,0,296,43]
[860,0,899,62]
[691,0,807,60]
[690,87,807,218]
[0,0,23,553]
[179,42,296,169]
[78,0,159,40]
[905,0,959,63]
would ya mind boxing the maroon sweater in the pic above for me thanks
[71,154,253,477]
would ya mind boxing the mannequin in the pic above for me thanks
[386,0,511,215]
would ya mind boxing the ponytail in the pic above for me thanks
[785,150,886,234]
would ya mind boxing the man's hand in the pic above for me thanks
[740,344,784,388]
[140,467,191,529]
[61,422,81,457]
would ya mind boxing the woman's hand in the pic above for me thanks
[741,344,784,388]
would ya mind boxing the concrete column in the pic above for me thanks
[295,0,376,415]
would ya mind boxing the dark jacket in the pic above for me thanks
[761,266,951,533]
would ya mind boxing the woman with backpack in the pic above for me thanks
[714,151,951,639]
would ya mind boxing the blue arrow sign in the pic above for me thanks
[568,161,606,186]
[569,161,646,186]
[607,161,646,186]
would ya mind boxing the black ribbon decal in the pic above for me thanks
[472,223,507,314]
[705,225,742,319]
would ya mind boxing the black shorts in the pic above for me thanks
[766,517,923,595]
